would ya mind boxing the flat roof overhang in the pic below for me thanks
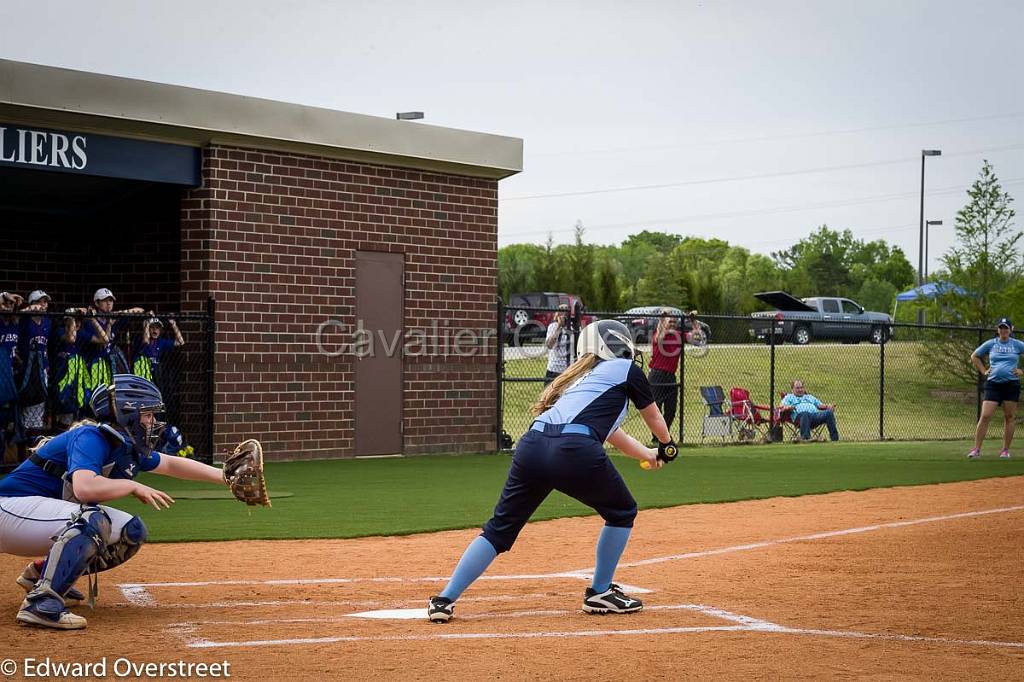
[0,59,523,181]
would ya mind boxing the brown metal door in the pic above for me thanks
[355,251,404,456]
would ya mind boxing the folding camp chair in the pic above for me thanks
[729,387,773,443]
[777,392,828,442]
[699,386,732,442]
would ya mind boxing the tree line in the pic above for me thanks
[500,223,916,315]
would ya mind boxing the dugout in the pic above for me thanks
[0,59,522,461]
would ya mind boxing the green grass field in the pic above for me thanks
[502,341,989,444]
[112,440,1023,542]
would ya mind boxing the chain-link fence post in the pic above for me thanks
[879,335,885,440]
[768,321,776,416]
[977,327,983,421]
[678,329,685,444]
[496,297,505,452]
[205,296,216,465]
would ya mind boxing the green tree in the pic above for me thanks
[741,253,784,313]
[635,252,682,306]
[561,221,596,304]
[497,243,545,300]
[924,161,1019,385]
[772,226,858,296]
[856,278,897,315]
[618,230,684,283]
[534,235,561,292]
[940,160,1020,325]
[591,255,623,311]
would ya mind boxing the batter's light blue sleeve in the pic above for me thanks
[65,428,112,476]
[974,338,995,357]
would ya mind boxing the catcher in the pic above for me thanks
[0,374,269,630]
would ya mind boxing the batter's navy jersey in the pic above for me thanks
[534,359,655,441]
[0,425,161,500]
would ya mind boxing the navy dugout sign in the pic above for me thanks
[0,123,201,186]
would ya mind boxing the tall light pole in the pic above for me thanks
[918,149,942,324]
[925,219,943,280]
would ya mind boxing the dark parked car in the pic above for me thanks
[618,306,711,344]
[749,291,893,344]
[505,292,594,345]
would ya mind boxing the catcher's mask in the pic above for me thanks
[89,374,166,454]
[577,319,636,361]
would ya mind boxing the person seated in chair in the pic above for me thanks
[779,379,839,441]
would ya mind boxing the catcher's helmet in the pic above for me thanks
[577,319,635,361]
[90,374,165,453]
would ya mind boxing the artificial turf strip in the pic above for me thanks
[109,440,1024,543]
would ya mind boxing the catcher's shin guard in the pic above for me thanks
[26,506,110,609]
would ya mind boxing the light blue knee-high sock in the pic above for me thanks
[439,536,498,602]
[591,525,632,593]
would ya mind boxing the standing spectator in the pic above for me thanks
[76,288,143,402]
[967,317,1024,459]
[0,292,23,461]
[648,308,683,443]
[52,309,87,428]
[17,291,51,447]
[133,316,184,382]
[543,304,573,385]
[133,316,185,422]
[779,379,840,442]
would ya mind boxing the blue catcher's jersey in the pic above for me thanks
[535,358,655,442]
[0,424,162,500]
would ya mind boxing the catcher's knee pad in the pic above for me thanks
[90,516,147,573]
[31,505,110,600]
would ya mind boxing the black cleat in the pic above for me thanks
[583,583,644,614]
[427,596,454,623]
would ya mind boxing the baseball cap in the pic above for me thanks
[27,290,49,304]
[146,317,163,327]
[93,287,116,302]
[997,317,1013,328]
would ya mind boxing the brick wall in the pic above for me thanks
[183,145,499,460]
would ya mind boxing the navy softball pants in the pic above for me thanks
[481,429,638,554]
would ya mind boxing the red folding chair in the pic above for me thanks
[729,387,773,443]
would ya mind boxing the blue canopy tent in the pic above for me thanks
[893,281,969,318]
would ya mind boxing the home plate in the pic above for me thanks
[347,608,425,620]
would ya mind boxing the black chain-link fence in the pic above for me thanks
[498,301,995,449]
[1,304,214,472]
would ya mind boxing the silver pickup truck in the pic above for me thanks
[749,291,894,345]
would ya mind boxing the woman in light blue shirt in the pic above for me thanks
[968,318,1024,459]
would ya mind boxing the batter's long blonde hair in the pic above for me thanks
[530,353,601,416]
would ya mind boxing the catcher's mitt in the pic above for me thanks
[223,439,271,507]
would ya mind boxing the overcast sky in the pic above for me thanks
[2,0,1022,272]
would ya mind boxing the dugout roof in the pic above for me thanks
[0,58,523,181]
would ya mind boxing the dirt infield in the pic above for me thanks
[2,477,1022,680]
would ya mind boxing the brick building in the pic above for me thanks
[0,59,522,460]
